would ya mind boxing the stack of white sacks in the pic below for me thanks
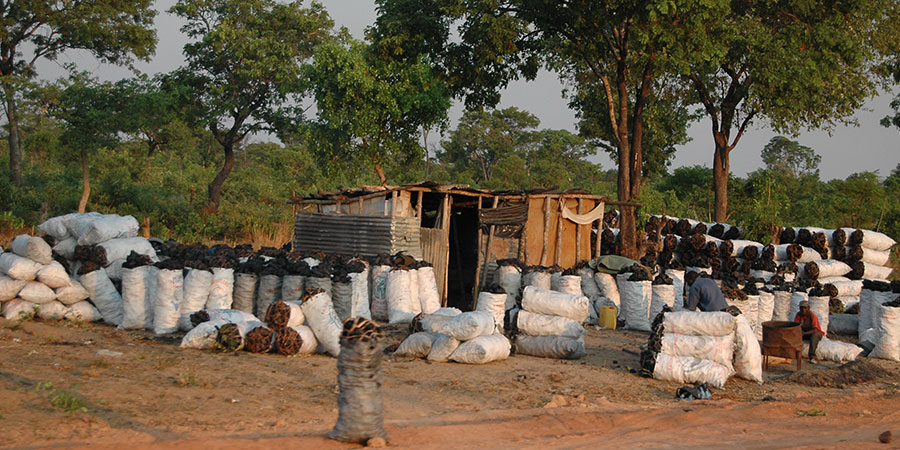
[645,310,762,388]
[508,286,589,359]
[0,234,95,322]
[393,307,511,364]
[377,262,442,325]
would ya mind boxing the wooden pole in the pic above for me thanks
[142,217,150,239]
[441,194,452,307]
[518,195,527,261]
[416,190,423,219]
[576,198,583,262]
[473,196,484,301]
[540,196,551,266]
[554,196,565,266]
[477,196,500,305]
[594,201,605,258]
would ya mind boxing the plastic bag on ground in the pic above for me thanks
[11,234,53,265]
[64,301,101,322]
[732,314,763,383]
[616,275,652,332]
[2,298,38,321]
[153,268,184,334]
[0,252,43,281]
[79,268,123,326]
[652,354,733,389]
[55,280,90,305]
[449,334,511,364]
[36,261,71,289]
[0,275,27,301]
[516,310,585,339]
[299,291,342,357]
[660,333,734,370]
[180,319,227,349]
[440,310,495,341]
[661,311,736,337]
[394,332,438,358]
[521,286,590,323]
[513,335,586,360]
[206,267,234,310]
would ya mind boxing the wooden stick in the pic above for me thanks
[416,190,423,218]
[540,196,551,266]
[476,196,500,307]
[473,196,484,300]
[555,196,565,266]
[518,196,527,261]
[576,198,583,262]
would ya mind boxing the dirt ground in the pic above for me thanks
[1,318,899,449]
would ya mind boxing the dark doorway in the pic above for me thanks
[447,203,479,310]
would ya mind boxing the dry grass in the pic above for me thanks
[244,221,294,249]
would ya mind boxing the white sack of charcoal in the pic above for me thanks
[52,237,76,260]
[10,234,53,265]
[658,311,736,337]
[807,292,831,335]
[385,269,416,324]
[666,269,685,310]
[36,301,67,320]
[214,319,265,352]
[2,298,38,321]
[416,264,441,315]
[394,332,439,358]
[788,291,808,323]
[616,273,652,332]
[190,308,259,326]
[869,301,900,361]
[178,268,214,331]
[440,310,495,341]
[408,310,459,334]
[17,281,56,305]
[38,213,80,240]
[79,266,123,326]
[494,261,522,311]
[449,334,511,364]
[329,318,389,445]
[55,280,89,305]
[650,275,676,321]
[264,300,306,329]
[515,310,585,339]
[272,325,318,356]
[522,267,551,290]
[650,353,733,389]
[63,301,101,322]
[231,272,258,314]
[813,337,863,363]
[847,228,896,252]
[757,291,775,337]
[659,333,734,370]
[351,268,374,319]
[0,252,43,281]
[512,334,585,360]
[36,261,71,289]
[254,273,282,320]
[475,288,508,333]
[771,289,792,322]
[299,289,343,357]
[426,333,460,362]
[521,286,589,323]
[153,268,184,334]
[732,313,763,383]
[593,272,620,308]
[181,319,229,350]
[97,237,157,263]
[206,267,234,310]
[857,281,894,336]
[369,264,391,322]
[0,275,27,301]
[120,265,156,330]
[68,214,139,245]
[281,274,305,302]
[407,267,421,316]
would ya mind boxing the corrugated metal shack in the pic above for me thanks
[291,182,621,310]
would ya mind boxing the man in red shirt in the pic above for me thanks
[794,300,824,360]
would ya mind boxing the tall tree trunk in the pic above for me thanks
[713,140,729,223]
[78,148,90,213]
[4,82,22,186]
[206,141,235,214]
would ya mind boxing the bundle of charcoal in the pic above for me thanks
[673,219,693,237]
[236,256,266,274]
[808,232,829,258]
[644,215,664,235]
[660,217,677,235]
[599,228,619,255]
[750,258,777,273]
[209,244,237,260]
[207,255,235,269]
[829,297,845,314]
[74,244,108,266]
[621,264,652,282]
[257,246,283,258]
[721,286,747,301]
[779,227,796,244]
[234,244,255,258]
[719,256,741,274]
[122,250,153,269]
[603,210,619,228]
[154,258,184,270]
[244,325,276,353]
[640,249,658,268]
[718,240,734,259]
[845,261,865,280]
[693,222,708,236]
[709,223,727,239]
[184,259,210,271]
[370,253,393,267]
[663,234,679,252]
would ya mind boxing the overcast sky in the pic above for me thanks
[36,0,900,181]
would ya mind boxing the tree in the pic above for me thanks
[371,0,729,258]
[688,0,897,222]
[761,136,821,178]
[169,0,333,214]
[0,0,157,185]
[114,75,187,157]
[302,33,449,184]
[42,73,121,212]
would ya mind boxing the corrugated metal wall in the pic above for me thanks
[294,212,422,259]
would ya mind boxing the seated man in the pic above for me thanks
[684,271,728,312]
[794,300,824,360]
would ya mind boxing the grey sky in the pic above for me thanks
[35,0,900,181]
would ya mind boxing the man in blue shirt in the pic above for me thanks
[684,271,728,312]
